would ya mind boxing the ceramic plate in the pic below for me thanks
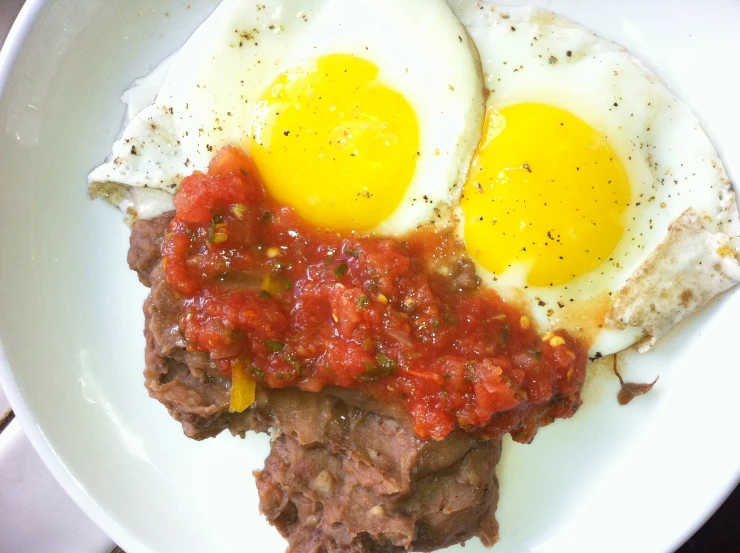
[0,1,738,552]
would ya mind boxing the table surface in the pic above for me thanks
[0,2,736,553]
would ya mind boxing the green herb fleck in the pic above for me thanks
[375,353,397,376]
[357,295,370,310]
[335,263,348,279]
[356,360,381,382]
[265,340,285,353]
[249,366,265,380]
[284,356,305,377]
[261,210,273,224]
[443,311,457,326]
[208,214,223,243]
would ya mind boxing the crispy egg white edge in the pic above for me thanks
[609,208,740,353]
[89,0,485,233]
[449,2,740,356]
[87,55,177,221]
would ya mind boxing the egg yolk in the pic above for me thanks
[248,54,419,231]
[462,103,631,286]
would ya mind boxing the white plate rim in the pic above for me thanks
[0,3,736,553]
[0,4,154,553]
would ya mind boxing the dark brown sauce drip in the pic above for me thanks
[613,355,659,406]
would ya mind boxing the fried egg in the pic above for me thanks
[89,0,484,233]
[449,2,740,356]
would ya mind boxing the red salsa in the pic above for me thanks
[163,147,588,442]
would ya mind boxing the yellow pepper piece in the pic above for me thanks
[229,361,256,413]
[261,275,282,297]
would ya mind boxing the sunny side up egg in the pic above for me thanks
[449,2,740,356]
[88,0,484,234]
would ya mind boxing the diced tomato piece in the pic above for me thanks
[411,404,455,441]
[209,145,257,178]
[472,361,520,424]
[174,150,263,225]
[174,172,213,224]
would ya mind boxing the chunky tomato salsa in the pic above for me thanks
[162,146,587,441]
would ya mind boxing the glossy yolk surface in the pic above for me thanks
[462,103,631,286]
[248,54,419,231]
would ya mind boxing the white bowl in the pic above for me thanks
[0,1,738,552]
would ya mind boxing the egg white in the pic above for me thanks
[89,0,484,234]
[449,2,740,356]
